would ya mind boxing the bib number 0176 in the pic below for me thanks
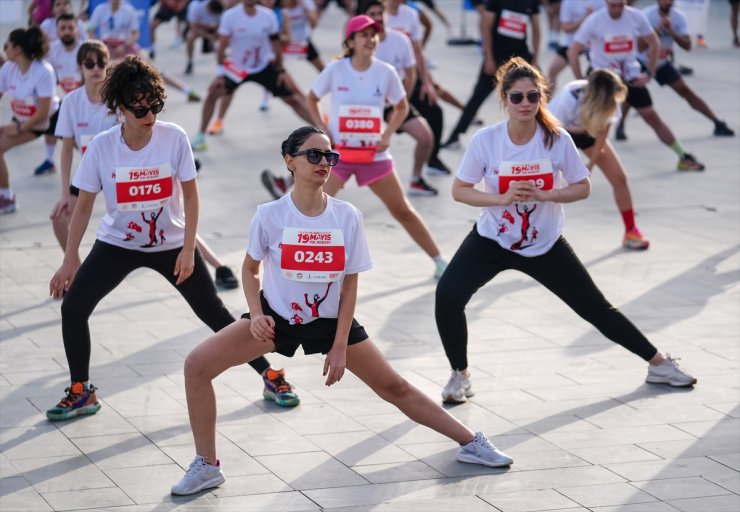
[128,183,162,196]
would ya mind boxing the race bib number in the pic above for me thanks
[497,9,527,40]
[80,134,94,155]
[498,159,554,194]
[658,47,673,61]
[337,105,381,146]
[59,76,83,93]
[283,41,308,58]
[10,97,37,120]
[280,227,345,282]
[603,34,634,55]
[115,163,173,212]
[222,59,248,83]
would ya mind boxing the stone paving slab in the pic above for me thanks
[2,0,739,510]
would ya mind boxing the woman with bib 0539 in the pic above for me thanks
[46,56,299,422]
[306,15,448,280]
[436,57,697,405]
[170,126,514,496]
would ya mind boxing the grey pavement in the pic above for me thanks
[1,0,739,510]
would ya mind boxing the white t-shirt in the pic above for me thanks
[311,57,405,162]
[283,0,316,43]
[375,29,416,80]
[386,4,424,43]
[640,5,688,65]
[41,17,88,43]
[456,121,589,256]
[89,2,140,42]
[0,60,60,128]
[218,4,278,75]
[559,0,604,47]
[54,86,118,153]
[549,79,622,134]
[47,40,83,94]
[247,194,372,325]
[72,121,198,252]
[573,6,654,80]
[187,0,221,28]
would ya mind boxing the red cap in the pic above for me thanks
[344,15,383,40]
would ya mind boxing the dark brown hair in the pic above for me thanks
[100,55,166,115]
[7,26,48,60]
[76,39,109,66]
[496,57,560,149]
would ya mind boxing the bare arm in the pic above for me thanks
[324,273,358,386]
[306,90,328,134]
[530,13,540,67]
[379,97,408,152]
[567,41,586,79]
[403,65,417,98]
[50,137,77,220]
[174,178,199,285]
[242,254,275,342]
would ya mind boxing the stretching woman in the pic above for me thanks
[435,58,695,404]
[548,68,649,250]
[47,56,298,422]
[170,126,513,496]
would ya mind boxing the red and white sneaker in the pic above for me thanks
[622,228,650,250]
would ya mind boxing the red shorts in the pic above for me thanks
[331,158,394,187]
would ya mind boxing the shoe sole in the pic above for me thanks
[215,280,239,290]
[407,189,438,197]
[0,205,18,214]
[261,171,285,199]
[263,390,300,407]
[442,389,474,404]
[426,168,451,176]
[646,377,697,387]
[622,241,650,250]
[171,474,226,495]
[46,402,101,421]
[677,167,705,172]
[457,452,513,467]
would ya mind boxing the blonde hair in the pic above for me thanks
[579,68,627,137]
[496,57,560,149]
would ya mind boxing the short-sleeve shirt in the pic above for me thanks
[72,121,198,252]
[218,4,278,75]
[486,0,539,61]
[0,60,60,129]
[547,79,622,134]
[88,2,140,42]
[46,39,83,94]
[311,57,406,162]
[640,4,689,65]
[54,86,118,153]
[386,4,424,43]
[247,194,372,324]
[375,29,416,80]
[187,0,222,28]
[559,0,604,47]
[283,0,316,43]
[573,5,654,80]
[456,121,589,256]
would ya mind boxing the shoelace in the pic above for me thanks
[270,376,293,395]
[185,457,206,478]
[448,371,467,389]
[665,354,683,368]
[57,387,81,408]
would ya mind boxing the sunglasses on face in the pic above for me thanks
[508,91,541,105]
[125,102,164,119]
[291,148,340,166]
[82,59,107,69]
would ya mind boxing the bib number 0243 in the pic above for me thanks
[292,250,334,264]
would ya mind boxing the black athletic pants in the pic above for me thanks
[61,240,270,382]
[409,79,444,161]
[435,226,658,370]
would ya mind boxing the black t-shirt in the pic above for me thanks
[486,0,540,62]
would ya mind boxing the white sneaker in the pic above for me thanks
[646,354,697,387]
[171,455,225,495]
[442,369,473,403]
[457,431,513,467]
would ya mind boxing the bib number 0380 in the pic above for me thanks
[292,250,334,264]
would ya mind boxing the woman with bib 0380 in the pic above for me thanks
[47,56,299,422]
[171,126,514,496]
[306,15,447,280]
[436,57,696,405]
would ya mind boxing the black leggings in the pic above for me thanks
[409,79,444,160]
[61,240,270,382]
[435,226,658,370]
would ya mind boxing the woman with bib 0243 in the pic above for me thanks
[47,56,299,422]
[436,58,697,405]
[171,126,514,496]
[306,15,448,281]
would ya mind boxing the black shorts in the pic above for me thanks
[624,80,652,109]
[240,291,368,357]
[654,61,681,87]
[70,184,80,196]
[569,131,596,150]
[383,102,421,133]
[21,108,59,138]
[306,39,320,62]
[223,64,293,97]
[155,6,187,22]
[556,45,568,59]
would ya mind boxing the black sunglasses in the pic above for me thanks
[291,148,340,166]
[125,102,165,119]
[508,91,541,105]
[82,59,107,70]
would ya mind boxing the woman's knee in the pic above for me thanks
[375,375,412,403]
[184,348,213,382]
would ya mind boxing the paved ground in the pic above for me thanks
[1,1,739,510]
